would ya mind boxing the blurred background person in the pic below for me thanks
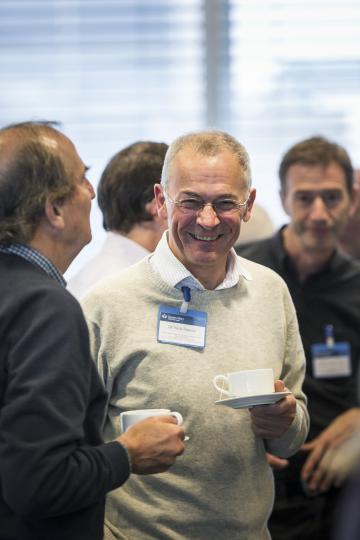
[68,141,168,299]
[237,136,360,540]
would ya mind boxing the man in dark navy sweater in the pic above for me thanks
[237,136,360,540]
[0,122,185,540]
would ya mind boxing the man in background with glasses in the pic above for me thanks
[237,136,360,540]
[83,130,309,540]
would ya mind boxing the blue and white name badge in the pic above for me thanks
[311,325,351,378]
[157,305,208,349]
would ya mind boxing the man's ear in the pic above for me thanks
[242,188,256,223]
[154,183,168,219]
[44,197,65,230]
[144,196,158,218]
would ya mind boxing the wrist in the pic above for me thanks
[115,439,133,474]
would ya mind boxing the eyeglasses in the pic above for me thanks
[164,192,249,216]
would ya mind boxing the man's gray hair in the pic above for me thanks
[161,130,252,191]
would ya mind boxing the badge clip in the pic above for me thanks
[180,286,191,314]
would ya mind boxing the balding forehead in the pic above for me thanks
[38,134,60,150]
[0,126,66,165]
[0,124,63,147]
[0,133,54,184]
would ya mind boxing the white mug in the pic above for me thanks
[120,408,183,433]
[213,368,274,397]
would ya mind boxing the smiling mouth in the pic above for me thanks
[189,232,223,242]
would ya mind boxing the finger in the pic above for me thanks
[301,441,316,452]
[318,470,335,492]
[250,399,290,417]
[251,419,289,438]
[250,411,280,429]
[301,443,327,481]
[250,416,280,436]
[266,453,289,470]
[272,458,289,470]
[274,379,285,392]
[250,408,295,437]
[309,451,335,491]
[153,415,179,424]
[176,440,186,456]
[250,399,295,421]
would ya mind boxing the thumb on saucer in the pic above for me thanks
[275,380,285,392]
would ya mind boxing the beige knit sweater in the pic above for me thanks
[83,256,309,540]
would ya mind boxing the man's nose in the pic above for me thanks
[196,203,220,228]
[87,178,96,200]
[310,195,329,220]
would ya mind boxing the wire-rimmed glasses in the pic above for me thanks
[164,192,249,216]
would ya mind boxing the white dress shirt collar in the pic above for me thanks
[149,231,252,291]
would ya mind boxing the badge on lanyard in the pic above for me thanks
[157,286,208,349]
[311,324,351,379]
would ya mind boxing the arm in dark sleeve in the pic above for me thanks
[0,284,129,517]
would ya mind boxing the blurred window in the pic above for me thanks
[0,0,358,275]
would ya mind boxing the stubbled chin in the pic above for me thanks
[303,234,334,251]
[188,241,222,255]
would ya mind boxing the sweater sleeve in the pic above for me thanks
[0,283,130,518]
[265,290,310,457]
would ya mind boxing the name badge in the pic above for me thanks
[157,305,207,349]
[311,342,351,378]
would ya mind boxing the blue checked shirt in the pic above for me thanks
[0,243,66,287]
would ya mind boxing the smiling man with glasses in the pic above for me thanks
[83,129,309,540]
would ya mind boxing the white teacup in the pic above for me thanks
[213,368,274,397]
[120,408,183,433]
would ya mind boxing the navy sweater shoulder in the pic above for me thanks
[0,253,129,540]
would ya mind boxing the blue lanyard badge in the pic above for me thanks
[157,305,207,348]
[157,287,207,348]
[311,325,351,379]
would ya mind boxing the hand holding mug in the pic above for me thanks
[118,409,185,474]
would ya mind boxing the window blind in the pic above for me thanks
[0,0,205,275]
[226,0,360,220]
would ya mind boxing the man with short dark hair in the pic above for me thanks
[68,141,168,299]
[83,129,309,540]
[0,122,185,540]
[237,135,360,540]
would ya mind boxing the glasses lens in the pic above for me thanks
[175,197,247,214]
[178,199,203,212]
[215,200,240,214]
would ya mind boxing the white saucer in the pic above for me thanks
[215,391,291,409]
